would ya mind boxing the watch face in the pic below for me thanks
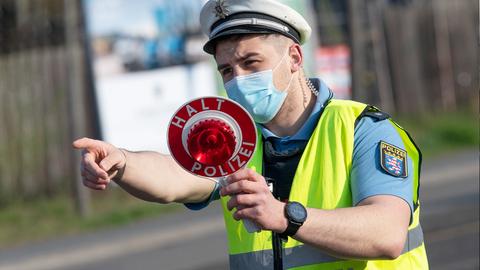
[287,202,307,223]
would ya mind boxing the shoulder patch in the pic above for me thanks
[379,141,408,178]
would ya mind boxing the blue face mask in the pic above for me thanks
[224,51,293,124]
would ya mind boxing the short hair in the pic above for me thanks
[213,33,293,56]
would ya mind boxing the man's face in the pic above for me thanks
[214,35,288,84]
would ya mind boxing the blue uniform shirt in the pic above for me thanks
[185,79,414,214]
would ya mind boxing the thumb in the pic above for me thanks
[99,149,125,172]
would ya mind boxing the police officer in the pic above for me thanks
[74,0,428,269]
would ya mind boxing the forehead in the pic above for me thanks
[214,35,278,61]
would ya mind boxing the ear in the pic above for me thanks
[289,44,303,72]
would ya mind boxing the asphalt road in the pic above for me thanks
[0,150,477,270]
[420,150,479,270]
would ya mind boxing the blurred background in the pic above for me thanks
[0,0,478,269]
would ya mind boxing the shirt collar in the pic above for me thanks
[260,78,333,141]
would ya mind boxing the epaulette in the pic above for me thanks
[355,105,390,127]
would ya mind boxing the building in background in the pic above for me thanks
[310,0,352,99]
[83,0,216,153]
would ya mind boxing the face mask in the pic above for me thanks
[224,50,293,124]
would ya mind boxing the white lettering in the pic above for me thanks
[242,141,255,147]
[191,162,202,173]
[232,155,246,168]
[204,166,216,177]
[216,98,225,110]
[171,116,186,129]
[228,159,235,171]
[218,165,228,176]
[238,147,253,158]
[201,99,209,110]
[186,105,198,117]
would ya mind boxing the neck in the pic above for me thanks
[265,75,316,137]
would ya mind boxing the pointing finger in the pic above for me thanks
[73,137,101,151]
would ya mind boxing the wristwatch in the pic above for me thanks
[280,201,307,239]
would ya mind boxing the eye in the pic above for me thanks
[220,67,232,76]
[244,59,258,66]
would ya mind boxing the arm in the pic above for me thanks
[115,150,216,203]
[291,195,410,259]
[73,138,215,204]
[221,169,410,260]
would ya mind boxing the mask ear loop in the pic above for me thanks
[272,48,290,72]
[273,47,295,93]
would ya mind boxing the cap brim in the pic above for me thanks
[203,27,296,55]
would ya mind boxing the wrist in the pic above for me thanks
[114,148,128,181]
[273,201,288,233]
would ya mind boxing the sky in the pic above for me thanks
[83,0,206,37]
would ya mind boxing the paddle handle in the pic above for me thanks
[218,178,261,233]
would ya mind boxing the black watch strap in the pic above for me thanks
[279,220,302,239]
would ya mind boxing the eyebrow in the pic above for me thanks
[217,52,262,71]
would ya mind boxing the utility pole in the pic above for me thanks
[367,0,395,112]
[348,0,368,102]
[64,0,92,218]
[432,0,456,111]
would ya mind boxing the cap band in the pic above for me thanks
[210,18,291,39]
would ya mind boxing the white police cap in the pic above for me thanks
[200,0,312,54]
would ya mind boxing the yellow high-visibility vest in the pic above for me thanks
[221,99,429,269]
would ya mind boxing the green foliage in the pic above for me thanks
[0,189,179,248]
[395,110,478,157]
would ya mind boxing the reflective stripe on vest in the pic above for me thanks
[229,224,425,270]
[221,99,429,269]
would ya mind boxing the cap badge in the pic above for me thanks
[214,0,230,19]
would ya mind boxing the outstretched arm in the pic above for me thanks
[73,137,215,204]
